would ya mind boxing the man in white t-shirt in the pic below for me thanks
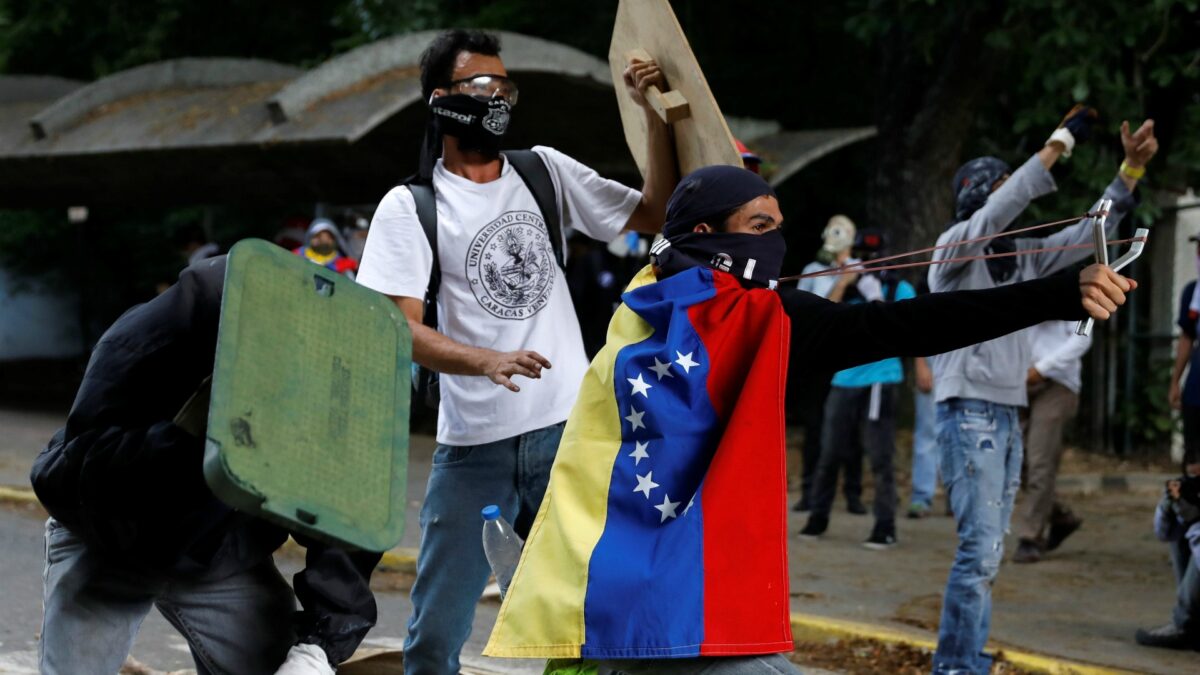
[355,29,676,675]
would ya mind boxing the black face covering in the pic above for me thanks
[429,94,512,156]
[651,229,786,289]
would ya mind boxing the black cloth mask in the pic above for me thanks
[429,94,512,156]
[651,229,786,290]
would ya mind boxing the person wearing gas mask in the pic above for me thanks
[293,218,359,279]
[790,215,866,514]
[927,106,1159,674]
[1136,455,1200,650]
[355,29,676,675]
[800,230,914,549]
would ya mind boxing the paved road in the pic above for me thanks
[2,407,1193,674]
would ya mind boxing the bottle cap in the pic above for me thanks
[481,505,501,521]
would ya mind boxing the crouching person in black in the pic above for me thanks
[31,256,380,675]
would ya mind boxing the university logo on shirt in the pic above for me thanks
[466,210,555,320]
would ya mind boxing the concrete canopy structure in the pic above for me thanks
[0,31,873,208]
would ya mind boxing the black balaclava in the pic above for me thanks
[952,156,1014,282]
[653,165,784,289]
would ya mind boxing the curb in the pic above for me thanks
[789,612,1141,675]
[0,485,39,505]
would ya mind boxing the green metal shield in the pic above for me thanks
[205,239,411,551]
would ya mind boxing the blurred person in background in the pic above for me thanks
[343,213,371,263]
[1135,455,1200,650]
[907,278,941,519]
[800,230,915,548]
[294,218,358,279]
[1011,320,1090,563]
[791,215,865,514]
[735,138,763,175]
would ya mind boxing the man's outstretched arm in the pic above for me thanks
[784,264,1134,377]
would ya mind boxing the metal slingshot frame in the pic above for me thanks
[1076,198,1150,337]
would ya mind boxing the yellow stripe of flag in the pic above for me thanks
[485,266,657,658]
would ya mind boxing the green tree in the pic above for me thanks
[846,0,1200,254]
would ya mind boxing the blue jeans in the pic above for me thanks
[910,388,938,507]
[404,422,565,675]
[40,519,296,674]
[1170,537,1200,633]
[932,399,1022,675]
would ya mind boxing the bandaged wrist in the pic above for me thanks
[1046,127,1075,157]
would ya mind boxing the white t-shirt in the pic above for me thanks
[357,146,642,446]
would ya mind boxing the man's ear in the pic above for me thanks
[692,223,714,234]
[428,88,448,105]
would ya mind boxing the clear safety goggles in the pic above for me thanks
[449,74,519,106]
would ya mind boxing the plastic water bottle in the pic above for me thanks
[481,505,524,598]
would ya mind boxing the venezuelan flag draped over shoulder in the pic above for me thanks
[486,264,793,659]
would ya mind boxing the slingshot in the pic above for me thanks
[1076,198,1149,337]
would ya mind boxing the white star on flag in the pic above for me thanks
[655,493,681,522]
[625,407,646,431]
[684,494,696,514]
[634,472,659,499]
[629,440,650,465]
[675,351,699,374]
[649,357,674,380]
[627,373,652,398]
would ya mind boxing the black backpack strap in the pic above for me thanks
[502,150,565,270]
[408,182,440,329]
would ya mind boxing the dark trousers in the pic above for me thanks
[811,384,895,522]
[797,380,853,502]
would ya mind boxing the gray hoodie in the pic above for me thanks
[928,153,1136,407]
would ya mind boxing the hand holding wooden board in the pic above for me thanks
[609,0,742,178]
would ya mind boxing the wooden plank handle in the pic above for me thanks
[625,49,690,124]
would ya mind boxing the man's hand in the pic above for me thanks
[482,350,552,392]
[915,358,934,394]
[1167,479,1182,501]
[1169,380,1183,410]
[1078,264,1137,320]
[623,58,668,113]
[1121,119,1158,168]
[1027,367,1045,386]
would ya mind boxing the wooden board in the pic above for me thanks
[609,0,742,178]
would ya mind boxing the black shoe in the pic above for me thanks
[799,515,828,539]
[792,496,811,513]
[1135,623,1198,650]
[1046,514,1082,552]
[846,499,868,515]
[1012,539,1042,564]
[863,523,896,550]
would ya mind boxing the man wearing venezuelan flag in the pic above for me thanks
[485,165,1135,674]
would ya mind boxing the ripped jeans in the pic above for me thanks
[932,398,1022,675]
